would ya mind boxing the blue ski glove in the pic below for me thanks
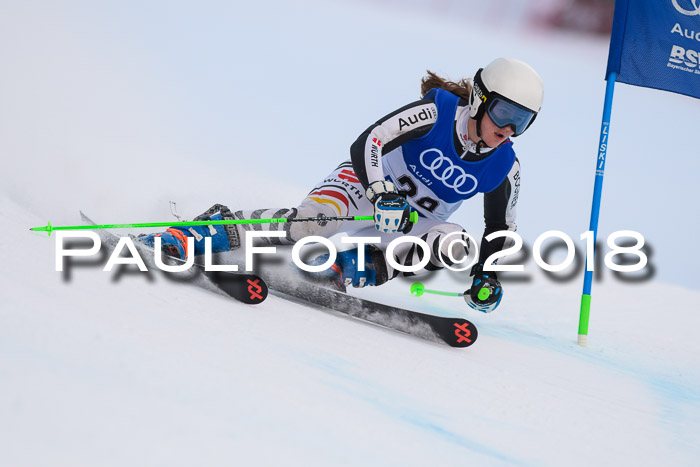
[365,180,412,234]
[464,263,503,313]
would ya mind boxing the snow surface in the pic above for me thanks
[2,1,700,466]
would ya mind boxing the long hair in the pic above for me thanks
[420,70,472,100]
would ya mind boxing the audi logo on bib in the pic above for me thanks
[672,0,700,16]
[419,148,478,195]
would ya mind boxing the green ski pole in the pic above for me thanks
[30,211,420,236]
[410,281,494,303]
[410,282,464,297]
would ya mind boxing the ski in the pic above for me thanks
[79,212,268,304]
[77,212,475,346]
[263,274,478,348]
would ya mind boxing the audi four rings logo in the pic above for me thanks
[419,148,478,195]
[673,0,700,16]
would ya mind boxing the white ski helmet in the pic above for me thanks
[469,57,544,137]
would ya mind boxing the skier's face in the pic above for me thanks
[479,112,515,147]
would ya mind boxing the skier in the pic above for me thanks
[140,57,544,313]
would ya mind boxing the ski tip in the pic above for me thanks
[242,276,268,304]
[207,272,269,305]
[448,319,478,347]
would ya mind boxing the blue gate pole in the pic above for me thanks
[579,71,617,347]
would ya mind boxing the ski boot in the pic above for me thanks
[309,246,388,292]
[138,228,190,260]
[137,210,236,261]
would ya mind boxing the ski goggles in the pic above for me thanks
[485,96,537,136]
